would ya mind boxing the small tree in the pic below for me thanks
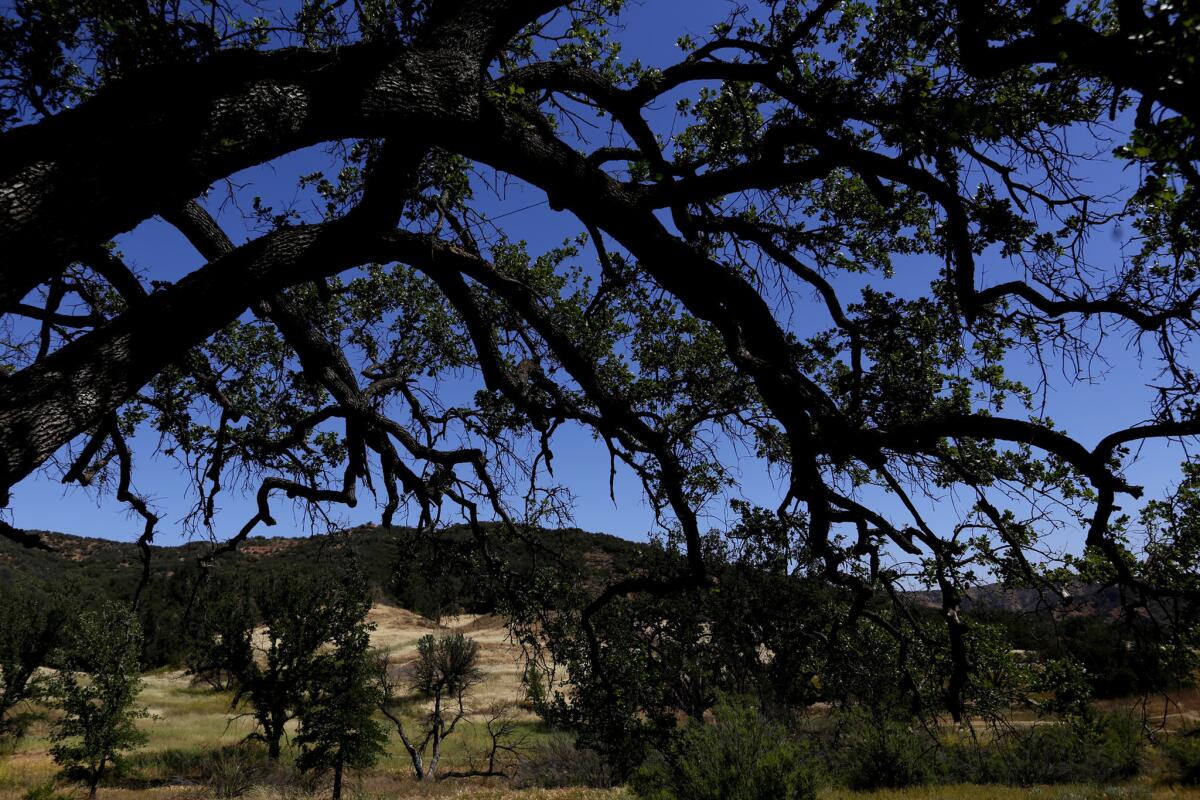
[521,661,548,713]
[197,564,371,760]
[0,582,70,743]
[294,588,388,799]
[47,602,148,799]
[442,701,532,779]
[377,632,485,781]
[182,573,242,692]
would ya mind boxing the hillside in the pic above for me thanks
[909,582,1128,620]
[0,523,646,604]
[0,523,649,668]
[3,524,1129,620]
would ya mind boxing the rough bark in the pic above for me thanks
[0,0,564,313]
[0,45,467,309]
[0,216,384,500]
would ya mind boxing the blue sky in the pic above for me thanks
[5,0,1189,558]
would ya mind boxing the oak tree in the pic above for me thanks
[1,0,1199,722]
[294,577,386,800]
[0,581,69,742]
[46,602,147,800]
[195,563,373,760]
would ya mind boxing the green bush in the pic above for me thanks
[522,661,548,712]
[815,709,1143,789]
[631,696,815,800]
[832,712,940,790]
[1095,712,1144,779]
[1166,730,1200,785]
[22,783,74,800]
[945,713,1143,786]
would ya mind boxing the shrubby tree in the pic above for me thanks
[520,507,863,771]
[133,566,205,669]
[294,587,387,800]
[0,581,70,742]
[1167,728,1200,785]
[631,695,815,800]
[521,661,548,713]
[521,504,1041,774]
[195,562,374,760]
[1136,461,1200,685]
[47,601,147,799]
[377,631,485,781]
[391,529,477,623]
[0,0,1199,740]
[182,572,250,692]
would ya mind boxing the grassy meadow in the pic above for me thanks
[0,606,590,800]
[2,604,1199,800]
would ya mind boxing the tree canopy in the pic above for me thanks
[1,0,1199,719]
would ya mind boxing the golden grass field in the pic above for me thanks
[0,605,584,800]
[2,604,1200,800]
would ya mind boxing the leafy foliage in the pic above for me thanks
[192,559,375,760]
[0,580,69,741]
[631,695,815,800]
[2,2,1200,793]
[1166,729,1200,786]
[293,575,387,800]
[46,601,147,799]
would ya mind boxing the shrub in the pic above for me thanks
[1166,729,1200,785]
[946,713,1143,786]
[204,754,254,798]
[631,696,815,800]
[514,733,614,789]
[1094,712,1144,780]
[21,783,73,800]
[815,708,1143,789]
[522,661,548,712]
[831,712,940,790]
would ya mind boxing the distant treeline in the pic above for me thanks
[0,524,644,668]
[0,525,1184,700]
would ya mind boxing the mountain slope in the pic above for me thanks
[0,523,646,603]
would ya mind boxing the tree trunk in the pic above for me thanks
[265,715,284,760]
[87,761,103,799]
[331,752,344,800]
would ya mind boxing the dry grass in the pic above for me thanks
[370,607,531,711]
[240,789,628,800]
[1093,689,1200,732]
[818,788,1200,800]
[3,605,1199,800]
[0,606,542,800]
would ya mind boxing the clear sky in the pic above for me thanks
[5,0,1188,557]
